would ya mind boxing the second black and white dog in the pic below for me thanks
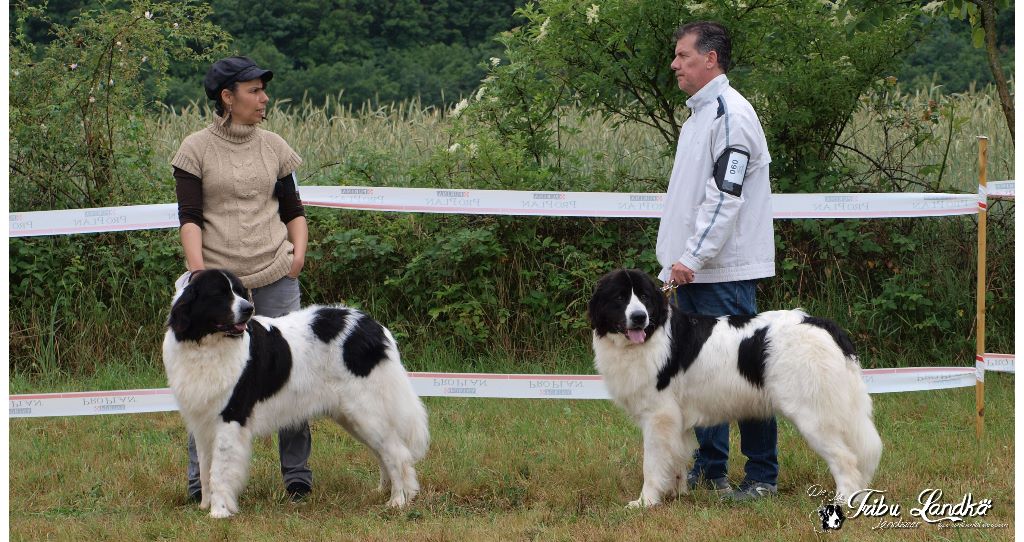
[163,270,429,518]
[588,269,881,508]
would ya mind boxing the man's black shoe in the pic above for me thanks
[287,482,311,502]
[188,490,202,504]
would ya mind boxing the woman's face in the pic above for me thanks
[222,79,268,125]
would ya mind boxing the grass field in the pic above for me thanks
[9,371,1014,541]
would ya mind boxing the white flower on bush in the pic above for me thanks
[448,143,461,153]
[475,86,487,101]
[921,1,944,15]
[537,18,549,41]
[69,63,78,70]
[144,10,153,19]
[89,96,96,103]
[172,22,179,28]
[490,57,501,67]
[468,143,479,156]
[689,2,710,15]
[586,4,599,25]
[451,98,469,118]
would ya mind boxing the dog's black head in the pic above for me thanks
[818,504,845,531]
[588,269,668,345]
[168,269,254,342]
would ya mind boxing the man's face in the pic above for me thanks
[671,33,717,96]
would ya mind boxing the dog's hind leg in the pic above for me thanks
[785,411,863,503]
[337,416,418,507]
[363,435,415,507]
[208,421,254,519]
[333,414,391,493]
[374,435,417,507]
[672,429,699,498]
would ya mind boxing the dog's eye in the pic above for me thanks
[639,294,648,301]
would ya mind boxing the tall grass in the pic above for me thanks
[151,86,1013,193]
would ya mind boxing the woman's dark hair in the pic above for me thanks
[673,21,731,73]
[213,81,239,116]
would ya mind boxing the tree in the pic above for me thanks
[931,0,1014,140]
[457,0,923,191]
[9,0,229,210]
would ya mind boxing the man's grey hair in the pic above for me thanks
[674,21,731,73]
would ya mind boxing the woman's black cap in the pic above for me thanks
[203,56,273,100]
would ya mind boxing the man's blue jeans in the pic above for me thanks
[672,280,779,485]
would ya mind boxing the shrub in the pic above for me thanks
[9,0,228,211]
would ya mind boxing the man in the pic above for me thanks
[655,21,778,501]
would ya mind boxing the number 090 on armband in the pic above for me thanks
[713,147,750,197]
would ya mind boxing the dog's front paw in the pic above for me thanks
[209,504,233,519]
[626,495,660,509]
[199,496,211,510]
[387,492,408,508]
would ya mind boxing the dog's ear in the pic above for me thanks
[168,285,198,335]
[587,271,611,324]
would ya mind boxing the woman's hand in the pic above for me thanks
[288,255,305,278]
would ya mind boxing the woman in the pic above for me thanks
[171,56,312,503]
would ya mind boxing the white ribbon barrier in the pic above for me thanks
[9,204,179,237]
[9,366,1004,419]
[988,180,1016,199]
[981,353,1015,373]
[9,183,1015,238]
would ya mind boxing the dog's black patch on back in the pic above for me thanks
[311,307,350,343]
[802,316,857,358]
[737,327,770,388]
[220,321,292,425]
[727,314,756,329]
[342,315,388,377]
[656,312,718,390]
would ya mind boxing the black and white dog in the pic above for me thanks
[588,269,881,508]
[163,270,429,518]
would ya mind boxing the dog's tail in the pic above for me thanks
[385,331,430,462]
[847,368,883,488]
[397,382,430,462]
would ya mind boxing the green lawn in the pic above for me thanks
[9,373,1014,541]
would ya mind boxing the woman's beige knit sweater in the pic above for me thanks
[171,116,302,289]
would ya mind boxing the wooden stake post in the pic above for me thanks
[975,136,988,440]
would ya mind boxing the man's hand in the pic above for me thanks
[670,262,695,285]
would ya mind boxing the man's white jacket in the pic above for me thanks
[656,74,776,284]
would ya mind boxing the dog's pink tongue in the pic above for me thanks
[233,323,247,333]
[626,329,647,344]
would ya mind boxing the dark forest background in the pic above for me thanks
[13,0,1015,110]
